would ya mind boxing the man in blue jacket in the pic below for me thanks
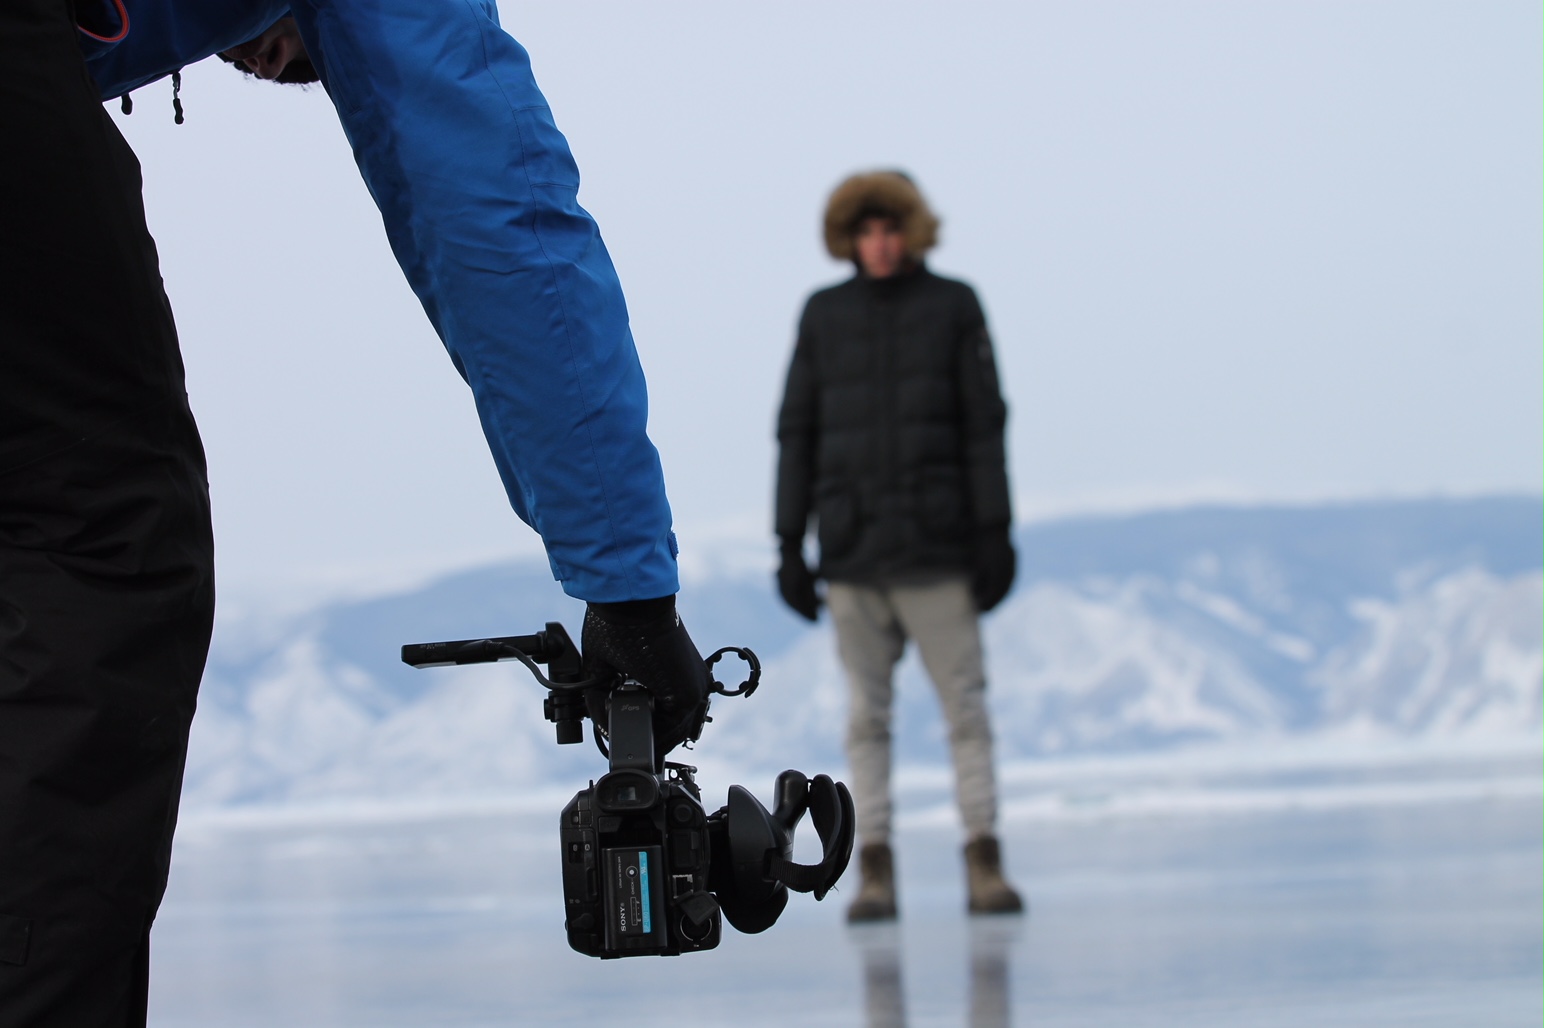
[0,3,704,1024]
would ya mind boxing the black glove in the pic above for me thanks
[580,595,711,761]
[971,529,1017,613]
[776,538,821,621]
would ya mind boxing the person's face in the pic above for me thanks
[221,17,309,81]
[854,217,908,279]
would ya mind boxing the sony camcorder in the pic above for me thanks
[402,621,854,959]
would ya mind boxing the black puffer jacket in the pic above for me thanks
[775,265,1011,582]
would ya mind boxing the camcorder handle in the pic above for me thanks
[710,770,856,935]
[402,622,595,745]
[403,625,765,752]
[400,623,579,675]
[604,682,655,773]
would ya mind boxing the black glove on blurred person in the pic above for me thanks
[971,528,1017,613]
[581,595,711,761]
[776,538,821,621]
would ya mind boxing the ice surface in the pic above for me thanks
[150,749,1542,1027]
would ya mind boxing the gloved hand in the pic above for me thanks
[776,538,821,622]
[971,528,1017,612]
[581,595,712,761]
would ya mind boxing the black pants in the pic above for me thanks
[0,2,216,1025]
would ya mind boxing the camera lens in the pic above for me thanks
[595,769,660,812]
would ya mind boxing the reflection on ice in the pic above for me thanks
[851,924,907,1027]
[850,918,1022,1028]
[967,919,1020,1028]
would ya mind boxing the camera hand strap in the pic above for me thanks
[764,774,855,901]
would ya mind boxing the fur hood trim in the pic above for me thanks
[823,170,939,260]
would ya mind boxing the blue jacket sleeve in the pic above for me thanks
[288,0,680,602]
[88,0,681,603]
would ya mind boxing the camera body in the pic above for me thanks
[559,764,720,957]
[558,680,722,958]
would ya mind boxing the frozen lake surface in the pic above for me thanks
[150,747,1541,1027]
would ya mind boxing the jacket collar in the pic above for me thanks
[856,260,926,296]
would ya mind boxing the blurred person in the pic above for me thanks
[0,3,706,1024]
[774,171,1023,922]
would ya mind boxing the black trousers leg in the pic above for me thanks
[0,2,216,1026]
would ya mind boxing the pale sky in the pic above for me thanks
[111,1,1542,604]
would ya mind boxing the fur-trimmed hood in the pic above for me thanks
[822,170,939,261]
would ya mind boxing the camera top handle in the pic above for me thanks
[402,622,601,745]
[401,622,578,675]
[404,625,766,755]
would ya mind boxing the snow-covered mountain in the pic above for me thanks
[184,497,1542,808]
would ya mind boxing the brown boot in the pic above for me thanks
[964,835,1024,915]
[846,842,899,922]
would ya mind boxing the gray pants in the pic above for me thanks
[828,576,999,846]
